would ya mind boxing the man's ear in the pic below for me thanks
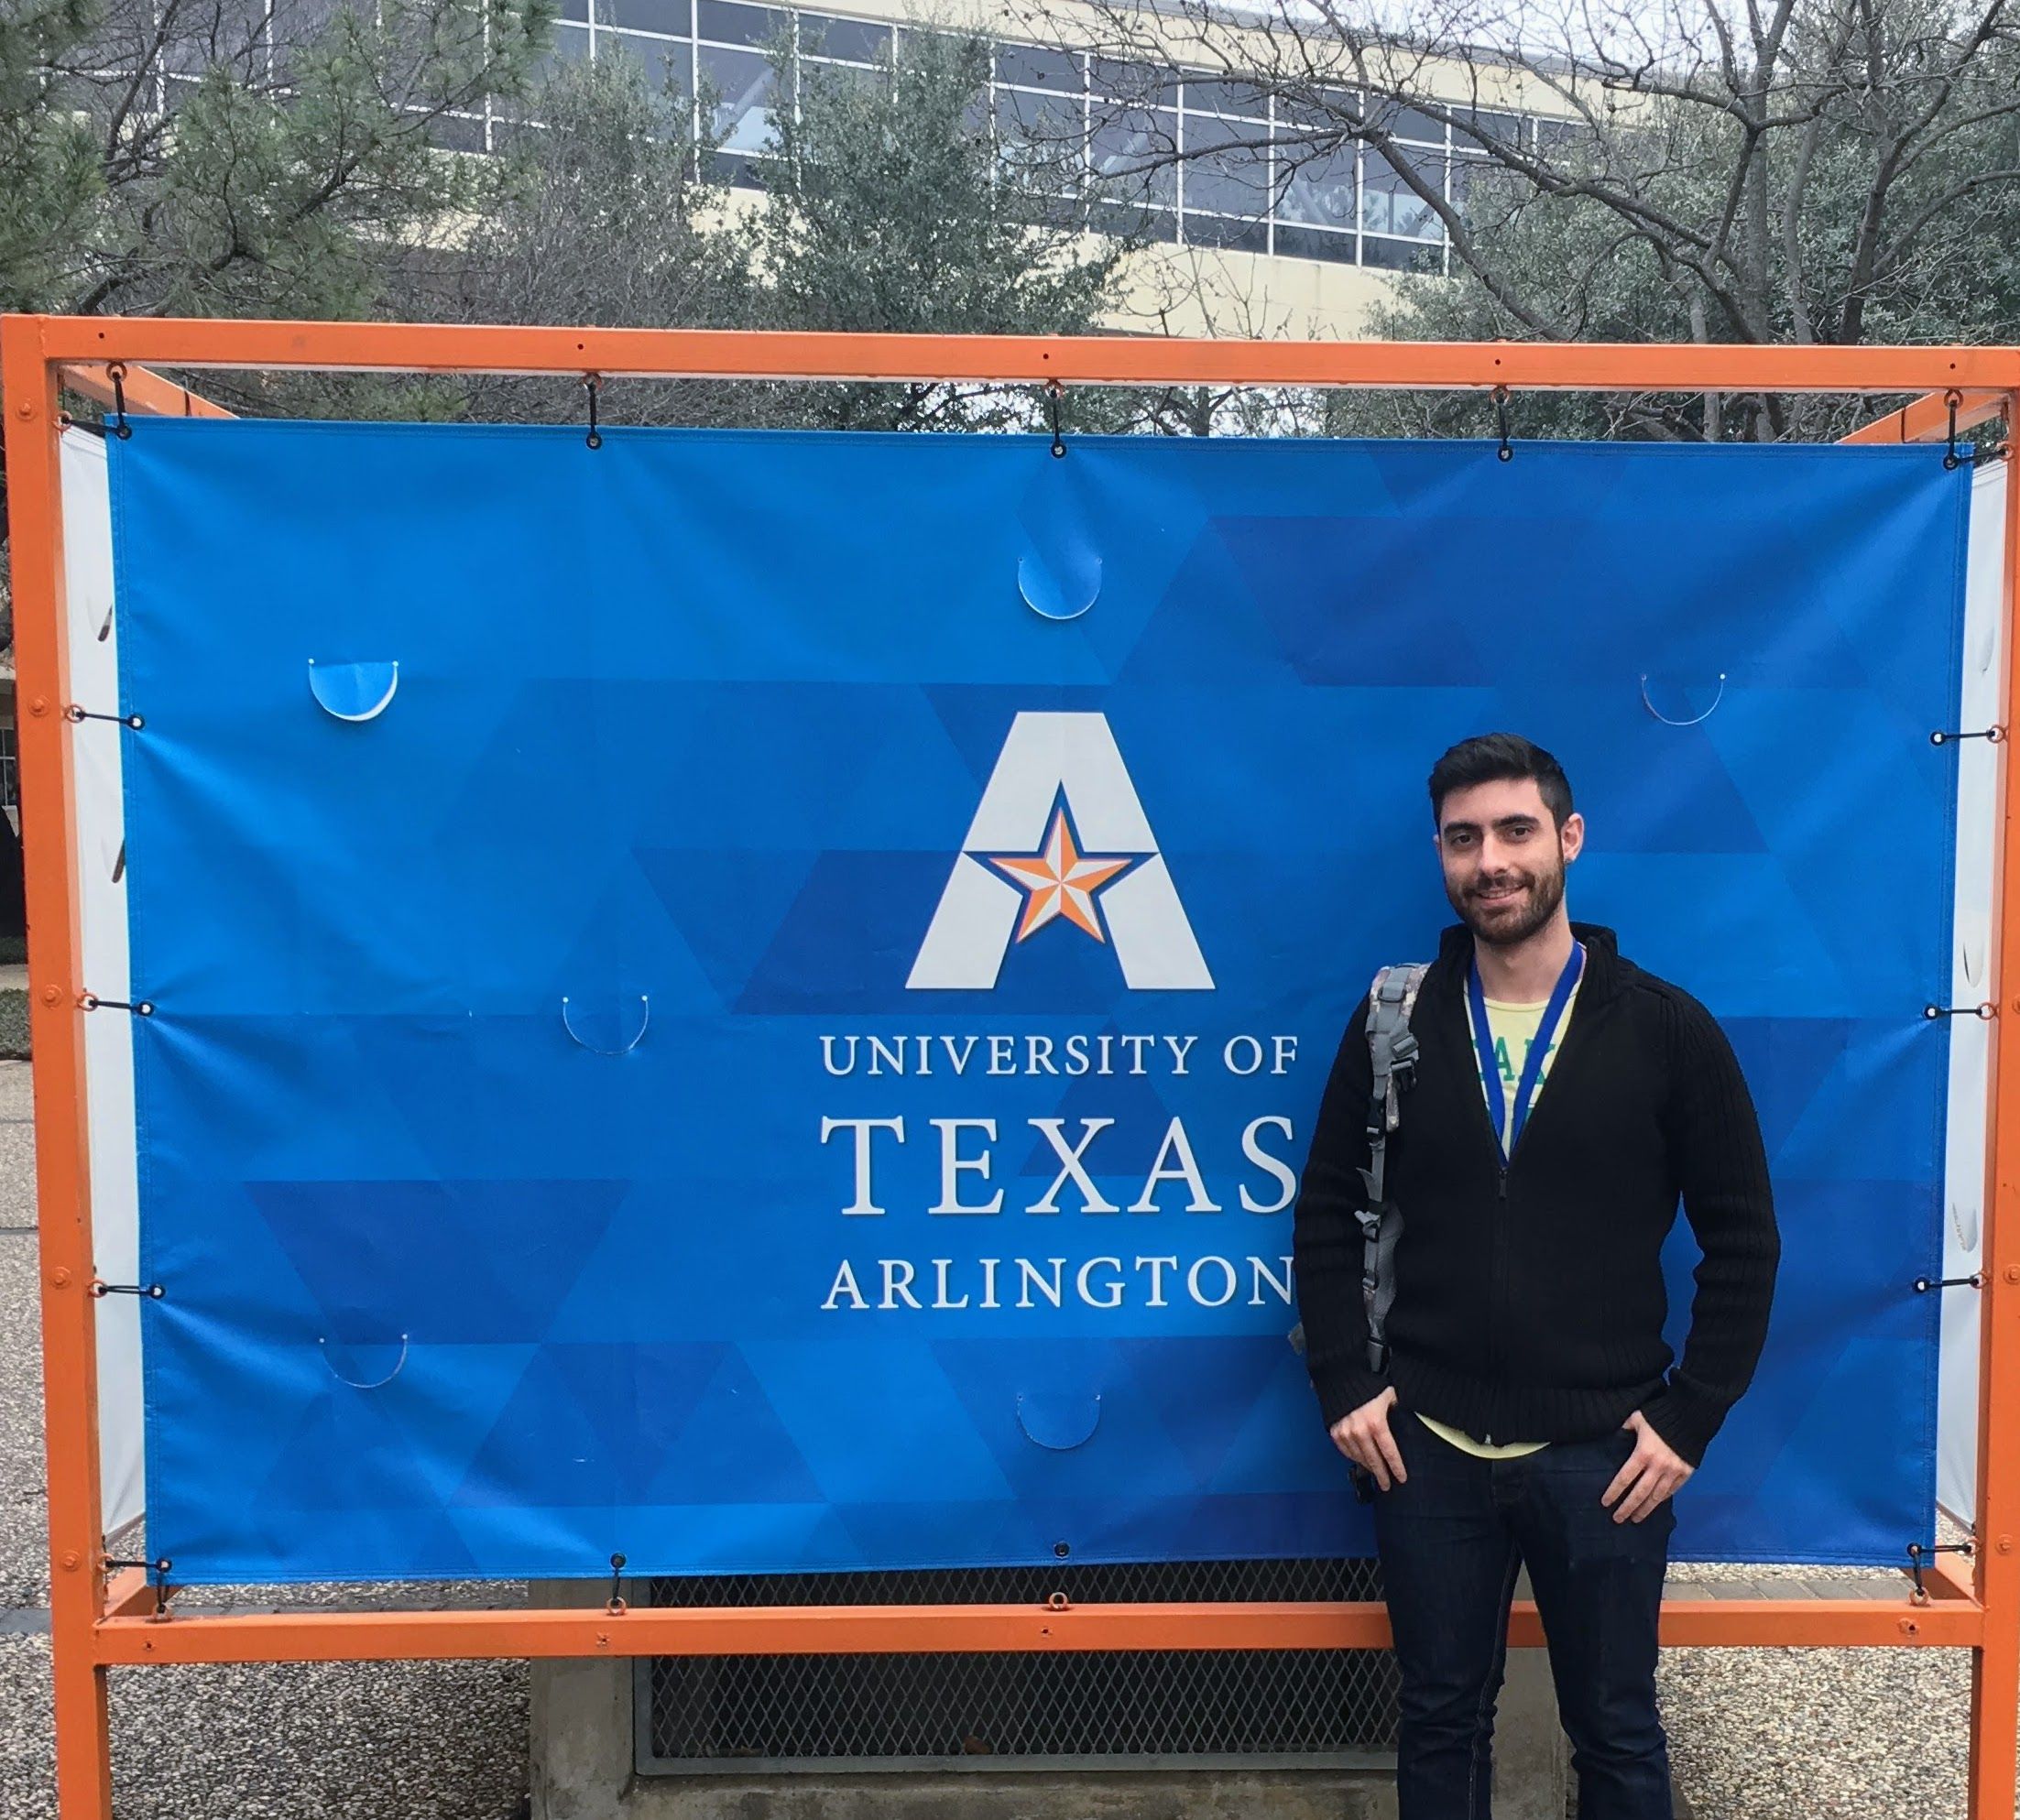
[1560,812,1587,863]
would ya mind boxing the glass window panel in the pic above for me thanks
[163,33,207,75]
[1458,107,1523,150]
[708,148,775,189]
[1093,201,1178,243]
[995,42,1081,92]
[1017,191,1089,232]
[697,0,782,47]
[1367,97,1446,143]
[602,0,686,31]
[1361,145,1440,239]
[537,23,591,77]
[1089,106,1176,208]
[803,56,885,101]
[1182,76,1269,120]
[605,29,691,93]
[1091,59,1175,106]
[161,0,273,75]
[996,85,1086,189]
[67,0,147,76]
[1276,87,1357,130]
[1361,234,1442,272]
[1277,138,1355,231]
[427,111,487,152]
[559,0,589,21]
[896,26,964,60]
[655,36,694,93]
[1184,114,1270,219]
[1534,117,1578,155]
[1183,213,1268,253]
[699,43,779,151]
[1273,223,1356,265]
[1447,150,1488,218]
[801,14,889,62]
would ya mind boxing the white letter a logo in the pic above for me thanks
[908,713,1213,991]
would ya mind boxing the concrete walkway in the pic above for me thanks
[0,1055,1998,1816]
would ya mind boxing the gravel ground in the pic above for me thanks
[1657,1579,1973,1817]
[0,1057,2002,1817]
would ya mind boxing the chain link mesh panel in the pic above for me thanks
[639,1559,1397,1774]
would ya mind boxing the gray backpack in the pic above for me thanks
[1289,963,1430,1373]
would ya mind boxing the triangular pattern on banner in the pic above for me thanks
[453,1342,641,1509]
[1116,523,1305,686]
[1119,1335,1293,1488]
[636,846,822,1008]
[639,1345,825,1506]
[249,1179,628,1346]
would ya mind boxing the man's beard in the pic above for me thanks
[1448,857,1567,947]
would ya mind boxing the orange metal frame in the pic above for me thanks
[4,315,2018,1819]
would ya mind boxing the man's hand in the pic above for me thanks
[1328,1386,1405,1490]
[1603,1410,1693,1522]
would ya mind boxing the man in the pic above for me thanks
[1292,733,1779,1820]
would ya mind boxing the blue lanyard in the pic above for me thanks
[1468,941,1585,1162]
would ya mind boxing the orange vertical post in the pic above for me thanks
[0,320,115,1816]
[1971,393,2020,1820]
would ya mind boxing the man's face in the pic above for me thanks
[1435,778,1585,947]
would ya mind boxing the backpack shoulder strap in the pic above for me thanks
[1355,963,1429,1374]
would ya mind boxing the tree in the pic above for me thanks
[11,0,552,323]
[442,26,1155,433]
[423,46,757,430]
[0,0,102,314]
[1037,0,2020,440]
[753,26,1139,430]
[0,0,559,578]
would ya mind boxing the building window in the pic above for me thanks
[495,8,1547,275]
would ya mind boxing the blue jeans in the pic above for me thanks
[1370,1408,1675,1820]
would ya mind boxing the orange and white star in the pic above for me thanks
[986,806,1139,944]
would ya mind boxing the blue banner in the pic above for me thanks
[108,423,1968,1580]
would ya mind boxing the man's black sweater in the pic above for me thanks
[1291,921,1780,1468]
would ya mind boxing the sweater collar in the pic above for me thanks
[1433,919,1621,1004]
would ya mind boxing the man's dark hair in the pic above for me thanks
[1428,734,1575,830]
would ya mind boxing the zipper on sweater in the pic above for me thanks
[1486,1165,1503,1425]
[1456,951,1601,1444]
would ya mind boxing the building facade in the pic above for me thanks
[431,0,1558,339]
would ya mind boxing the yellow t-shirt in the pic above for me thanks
[1415,981,1583,1461]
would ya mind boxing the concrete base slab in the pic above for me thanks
[592,1767,1401,1820]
